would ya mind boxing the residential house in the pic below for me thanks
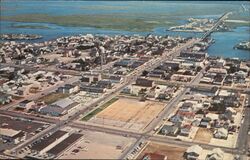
[199,117,211,128]
[214,128,228,139]
[170,114,184,124]
[180,125,192,136]
[206,148,224,160]
[0,93,12,105]
[184,145,203,160]
[160,125,179,136]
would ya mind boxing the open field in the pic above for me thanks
[89,98,165,131]
[36,93,69,104]
[136,142,186,160]
[81,97,119,121]
[193,128,213,144]
[58,130,135,159]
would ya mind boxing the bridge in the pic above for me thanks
[201,12,232,40]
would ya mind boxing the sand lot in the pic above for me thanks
[90,98,165,131]
[58,130,135,159]
[136,142,186,160]
[194,128,213,144]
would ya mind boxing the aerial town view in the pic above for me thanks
[0,1,250,160]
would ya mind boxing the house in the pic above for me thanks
[192,119,201,127]
[206,148,224,160]
[170,114,184,123]
[177,111,195,119]
[199,117,211,128]
[179,102,194,112]
[136,78,154,87]
[0,93,12,105]
[219,108,235,121]
[142,153,167,160]
[184,145,203,160]
[214,128,228,139]
[160,125,179,136]
[180,125,192,136]
[0,128,26,144]
[57,84,79,94]
[17,100,35,110]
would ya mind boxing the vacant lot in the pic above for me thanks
[90,98,165,131]
[58,130,135,159]
[137,142,186,160]
[37,93,69,104]
[193,128,213,144]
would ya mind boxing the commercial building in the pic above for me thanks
[0,128,26,144]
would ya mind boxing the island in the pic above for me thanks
[234,41,250,51]
[1,34,42,40]
[168,18,230,32]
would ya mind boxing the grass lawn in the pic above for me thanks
[81,97,119,121]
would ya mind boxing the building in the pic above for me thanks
[180,51,207,60]
[206,148,224,160]
[0,92,12,105]
[0,128,26,144]
[180,125,192,136]
[81,72,101,83]
[214,128,228,139]
[39,98,78,116]
[184,145,203,160]
[97,80,113,89]
[17,100,35,110]
[114,59,133,68]
[57,84,79,94]
[142,153,167,160]
[135,78,154,87]
[80,84,105,93]
[160,125,179,136]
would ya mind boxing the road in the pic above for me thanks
[152,78,248,93]
[237,106,250,159]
